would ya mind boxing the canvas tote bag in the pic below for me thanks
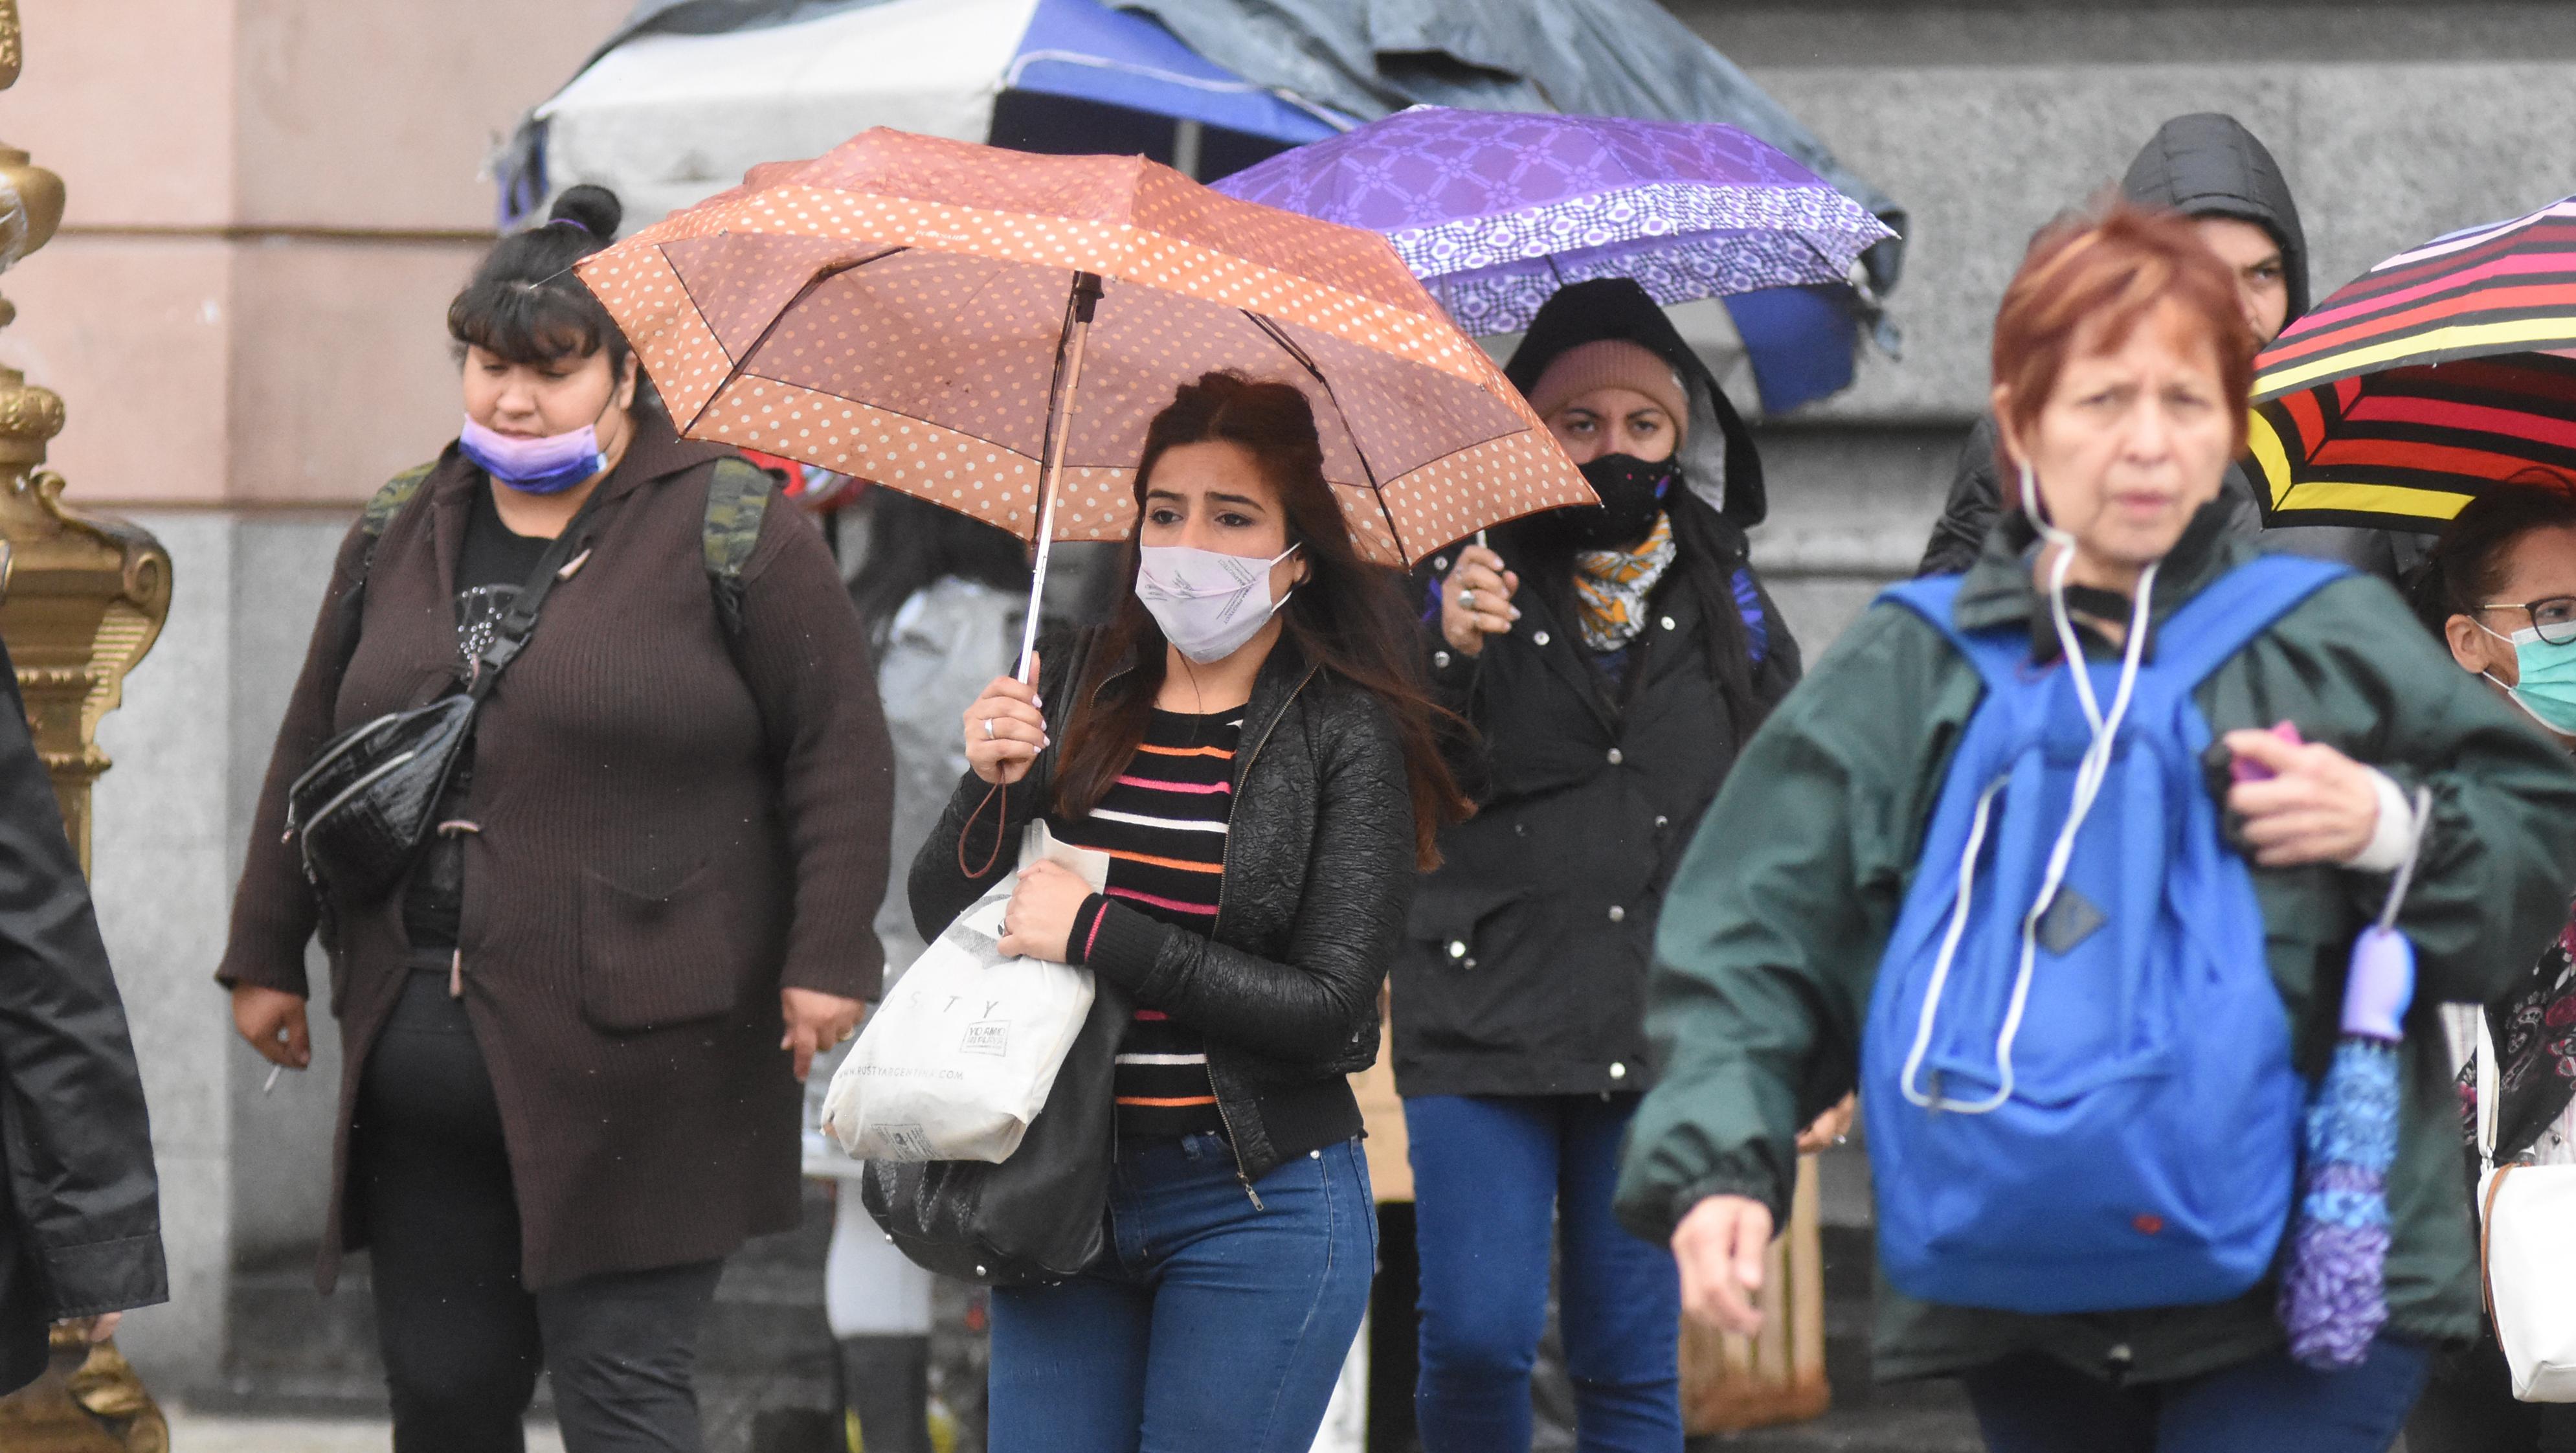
[821,822,1108,1164]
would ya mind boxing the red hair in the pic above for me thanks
[1991,200,2256,466]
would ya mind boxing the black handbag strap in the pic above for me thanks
[466,485,611,699]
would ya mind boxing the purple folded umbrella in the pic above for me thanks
[1212,106,1895,339]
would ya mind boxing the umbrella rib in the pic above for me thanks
[718,243,907,388]
[1244,310,1407,560]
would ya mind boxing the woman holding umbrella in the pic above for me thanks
[1403,276,1801,1451]
[914,372,1471,1452]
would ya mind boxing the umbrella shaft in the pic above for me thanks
[1020,271,1104,682]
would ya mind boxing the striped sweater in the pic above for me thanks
[1056,708,1240,1137]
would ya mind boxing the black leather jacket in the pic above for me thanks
[909,629,1413,1186]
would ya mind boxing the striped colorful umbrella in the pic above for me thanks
[2248,197,2576,530]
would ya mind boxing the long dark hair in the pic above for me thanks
[447,185,636,379]
[1053,372,1472,869]
[2408,469,2576,636]
[850,490,1033,649]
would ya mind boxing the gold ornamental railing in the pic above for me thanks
[0,3,176,1449]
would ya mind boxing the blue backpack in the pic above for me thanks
[1861,554,2349,1314]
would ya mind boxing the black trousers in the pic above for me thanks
[356,971,725,1453]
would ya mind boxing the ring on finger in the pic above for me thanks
[984,717,997,739]
[1459,587,1476,609]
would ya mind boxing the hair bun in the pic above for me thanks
[548,185,622,240]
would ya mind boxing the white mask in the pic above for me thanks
[1134,542,1300,664]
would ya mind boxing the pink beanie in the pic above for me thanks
[1525,339,1690,443]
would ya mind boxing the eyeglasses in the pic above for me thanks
[2479,596,2576,646]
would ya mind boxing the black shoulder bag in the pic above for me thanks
[860,629,1126,1287]
[284,491,603,907]
[860,978,1128,1287]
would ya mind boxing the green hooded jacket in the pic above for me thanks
[1615,508,2576,1383]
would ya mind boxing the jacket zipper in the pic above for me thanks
[1205,664,1317,1210]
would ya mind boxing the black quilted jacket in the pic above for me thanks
[909,629,1413,1185]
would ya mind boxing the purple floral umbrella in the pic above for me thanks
[1211,106,1896,340]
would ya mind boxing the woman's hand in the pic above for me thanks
[1439,546,1521,657]
[232,984,311,1070]
[998,859,1091,963]
[55,1313,120,1344]
[2223,728,2380,867]
[963,657,1048,786]
[1795,1094,1856,1154]
[780,988,864,1081]
[1672,1193,1774,1335]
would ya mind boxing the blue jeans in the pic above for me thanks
[1406,1094,1683,1453]
[1962,1337,2432,1452]
[987,1132,1375,1453]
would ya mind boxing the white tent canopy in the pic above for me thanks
[537,0,1044,227]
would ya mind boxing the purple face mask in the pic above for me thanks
[458,415,609,495]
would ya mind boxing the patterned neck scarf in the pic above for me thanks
[1571,512,1676,653]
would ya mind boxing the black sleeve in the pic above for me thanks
[0,646,166,1319]
[904,635,1081,942]
[1077,692,1411,1065]
[1916,413,2006,578]
[907,768,1043,944]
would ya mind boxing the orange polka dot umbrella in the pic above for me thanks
[576,127,1593,669]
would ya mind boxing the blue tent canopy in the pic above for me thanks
[1006,0,1346,146]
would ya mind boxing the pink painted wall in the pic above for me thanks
[0,0,631,505]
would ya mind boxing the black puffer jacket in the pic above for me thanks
[910,629,1413,1184]
[1393,280,1802,1100]
[1917,113,2421,583]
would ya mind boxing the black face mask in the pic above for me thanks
[1559,453,1677,550]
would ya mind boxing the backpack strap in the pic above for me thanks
[2148,554,2351,688]
[354,455,776,640]
[1881,556,2352,696]
[702,456,774,636]
[360,460,437,543]
[1879,574,2031,695]
[309,459,442,717]
[334,460,437,632]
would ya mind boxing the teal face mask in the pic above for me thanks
[2481,620,2576,736]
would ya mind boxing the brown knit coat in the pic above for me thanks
[218,418,891,1291]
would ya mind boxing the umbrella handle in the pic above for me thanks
[1018,271,1104,684]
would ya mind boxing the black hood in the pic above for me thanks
[1504,278,1767,528]
[2120,112,2311,324]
